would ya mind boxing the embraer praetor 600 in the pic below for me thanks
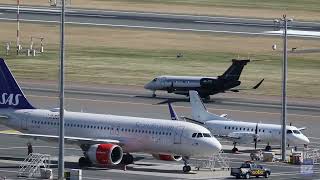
[145,59,264,100]
[0,58,221,173]
[186,91,309,152]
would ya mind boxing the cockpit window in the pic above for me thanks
[203,133,211,137]
[192,133,197,138]
[293,130,301,134]
[197,133,203,138]
[287,130,293,134]
[152,78,157,82]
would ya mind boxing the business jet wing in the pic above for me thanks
[216,132,258,144]
[298,127,307,131]
[0,131,121,145]
[229,79,264,92]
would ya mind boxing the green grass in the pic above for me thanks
[1,46,319,99]
[103,0,320,12]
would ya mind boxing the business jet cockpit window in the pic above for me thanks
[293,130,301,134]
[287,130,293,134]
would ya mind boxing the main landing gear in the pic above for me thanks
[152,90,156,97]
[232,142,239,153]
[182,156,191,173]
[121,153,134,164]
[78,157,92,168]
[265,143,272,151]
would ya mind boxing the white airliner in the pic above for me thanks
[0,58,221,173]
[170,90,310,152]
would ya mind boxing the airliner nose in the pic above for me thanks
[203,138,222,156]
[212,138,222,152]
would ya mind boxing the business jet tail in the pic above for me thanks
[0,58,34,109]
[189,90,228,122]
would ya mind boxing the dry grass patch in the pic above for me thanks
[0,22,319,60]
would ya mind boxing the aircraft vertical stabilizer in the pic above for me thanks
[0,58,34,109]
[189,90,228,122]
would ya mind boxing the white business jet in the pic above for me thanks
[170,90,309,153]
[0,58,221,173]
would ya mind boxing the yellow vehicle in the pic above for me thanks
[231,161,271,179]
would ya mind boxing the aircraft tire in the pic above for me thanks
[265,145,272,151]
[79,157,91,168]
[232,147,239,153]
[183,165,191,173]
[121,154,134,164]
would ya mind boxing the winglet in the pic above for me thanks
[168,102,180,121]
[253,79,264,89]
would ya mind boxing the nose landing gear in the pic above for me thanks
[152,90,156,97]
[182,156,191,173]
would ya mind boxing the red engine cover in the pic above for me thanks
[152,154,182,161]
[96,144,114,164]
[87,144,123,165]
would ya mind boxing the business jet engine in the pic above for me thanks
[87,144,123,165]
[152,154,182,161]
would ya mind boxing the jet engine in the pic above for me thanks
[87,144,123,165]
[152,154,182,161]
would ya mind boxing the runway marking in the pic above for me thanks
[27,94,320,119]
[0,17,319,38]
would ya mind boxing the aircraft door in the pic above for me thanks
[21,112,30,130]
[174,126,184,144]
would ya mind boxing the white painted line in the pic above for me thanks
[195,20,275,27]
[27,94,320,119]
[0,17,319,38]
[265,29,320,37]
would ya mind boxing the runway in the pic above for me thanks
[0,5,320,38]
[0,82,319,179]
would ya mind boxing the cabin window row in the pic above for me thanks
[31,121,172,136]
[224,126,272,133]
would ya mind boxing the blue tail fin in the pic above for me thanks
[168,102,179,121]
[0,58,34,109]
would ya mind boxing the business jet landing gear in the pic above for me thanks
[78,157,92,168]
[232,142,239,153]
[265,143,272,151]
[152,90,156,97]
[182,156,191,173]
[121,153,134,164]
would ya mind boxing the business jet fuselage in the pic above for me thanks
[144,59,263,99]
[0,58,221,173]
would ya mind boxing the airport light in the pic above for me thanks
[274,15,292,162]
[16,0,20,55]
[58,0,65,179]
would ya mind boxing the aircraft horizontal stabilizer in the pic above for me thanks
[0,131,121,145]
[253,79,265,89]
[229,79,264,92]
[298,127,307,131]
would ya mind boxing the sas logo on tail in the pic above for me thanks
[0,93,21,106]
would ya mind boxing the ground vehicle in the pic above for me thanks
[231,161,271,179]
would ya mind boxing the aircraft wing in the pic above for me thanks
[216,132,258,144]
[0,131,121,145]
